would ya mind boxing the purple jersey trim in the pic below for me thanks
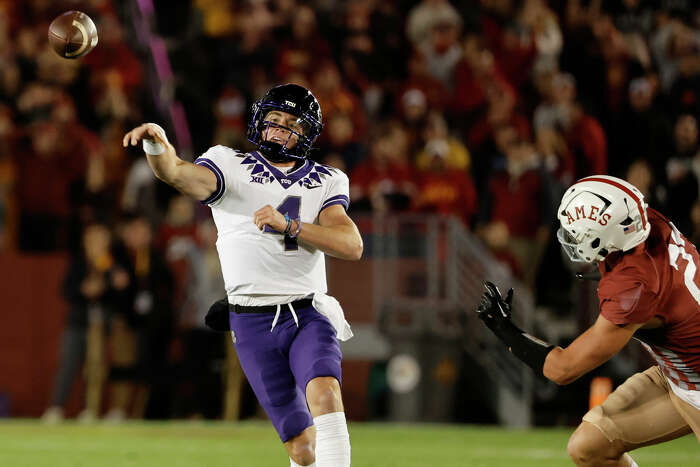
[195,158,225,204]
[250,151,314,189]
[321,194,349,211]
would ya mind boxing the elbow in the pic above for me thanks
[339,238,363,261]
[542,349,579,386]
[349,237,364,261]
[547,372,576,386]
[543,364,579,386]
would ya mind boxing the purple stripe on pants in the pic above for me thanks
[229,302,342,442]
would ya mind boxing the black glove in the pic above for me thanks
[476,281,514,341]
[205,298,231,332]
[475,281,554,375]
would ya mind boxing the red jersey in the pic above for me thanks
[598,208,700,390]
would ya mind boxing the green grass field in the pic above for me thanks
[0,420,697,466]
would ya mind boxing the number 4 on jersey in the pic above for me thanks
[264,196,301,251]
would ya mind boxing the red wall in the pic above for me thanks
[0,254,376,418]
[0,253,81,416]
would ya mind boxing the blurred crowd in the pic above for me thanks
[3,0,700,419]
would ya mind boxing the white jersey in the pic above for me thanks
[194,146,350,305]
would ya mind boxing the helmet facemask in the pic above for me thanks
[556,226,609,263]
[247,85,323,163]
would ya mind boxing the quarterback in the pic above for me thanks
[477,175,700,466]
[123,84,361,467]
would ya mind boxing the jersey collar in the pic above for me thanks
[251,151,313,189]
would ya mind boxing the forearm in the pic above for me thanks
[125,123,217,201]
[295,221,363,260]
[145,144,181,184]
[145,148,216,201]
[543,345,611,385]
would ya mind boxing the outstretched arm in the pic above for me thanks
[253,204,363,260]
[476,282,642,384]
[543,315,641,385]
[122,123,217,201]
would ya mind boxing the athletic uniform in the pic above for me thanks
[195,145,351,442]
[585,208,700,442]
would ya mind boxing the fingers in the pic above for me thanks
[483,281,503,301]
[122,126,143,147]
[146,125,166,144]
[122,124,163,148]
[253,205,273,231]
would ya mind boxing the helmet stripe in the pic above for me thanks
[578,176,647,229]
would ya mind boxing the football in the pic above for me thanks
[48,11,98,59]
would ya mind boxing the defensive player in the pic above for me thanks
[476,175,700,466]
[123,84,361,467]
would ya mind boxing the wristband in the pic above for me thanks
[143,138,165,155]
[289,218,302,238]
[283,214,292,235]
[141,123,168,155]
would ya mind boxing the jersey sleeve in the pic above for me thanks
[320,168,350,212]
[598,268,658,326]
[193,145,235,206]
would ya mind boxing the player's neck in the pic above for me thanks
[271,160,296,169]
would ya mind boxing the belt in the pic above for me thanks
[231,297,313,314]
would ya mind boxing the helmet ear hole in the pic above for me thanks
[591,238,600,249]
[620,217,633,226]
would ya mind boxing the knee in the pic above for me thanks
[567,423,624,467]
[307,378,342,415]
[288,438,315,466]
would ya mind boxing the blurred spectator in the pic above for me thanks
[397,50,449,117]
[608,0,654,36]
[157,195,199,314]
[119,213,174,419]
[535,125,575,189]
[563,102,608,178]
[318,112,364,171]
[350,122,416,214]
[406,0,462,47]
[418,13,462,89]
[536,73,608,178]
[415,112,470,171]
[276,5,331,81]
[413,138,478,226]
[313,61,367,144]
[452,34,497,116]
[172,218,226,419]
[626,158,664,208]
[519,0,563,73]
[480,137,551,287]
[650,19,700,93]
[212,85,248,149]
[14,119,87,251]
[480,0,537,91]
[193,0,236,38]
[466,77,530,153]
[397,49,449,112]
[612,76,672,177]
[665,114,700,234]
[42,222,134,423]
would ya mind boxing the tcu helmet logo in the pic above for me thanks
[285,100,296,108]
[563,205,611,226]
